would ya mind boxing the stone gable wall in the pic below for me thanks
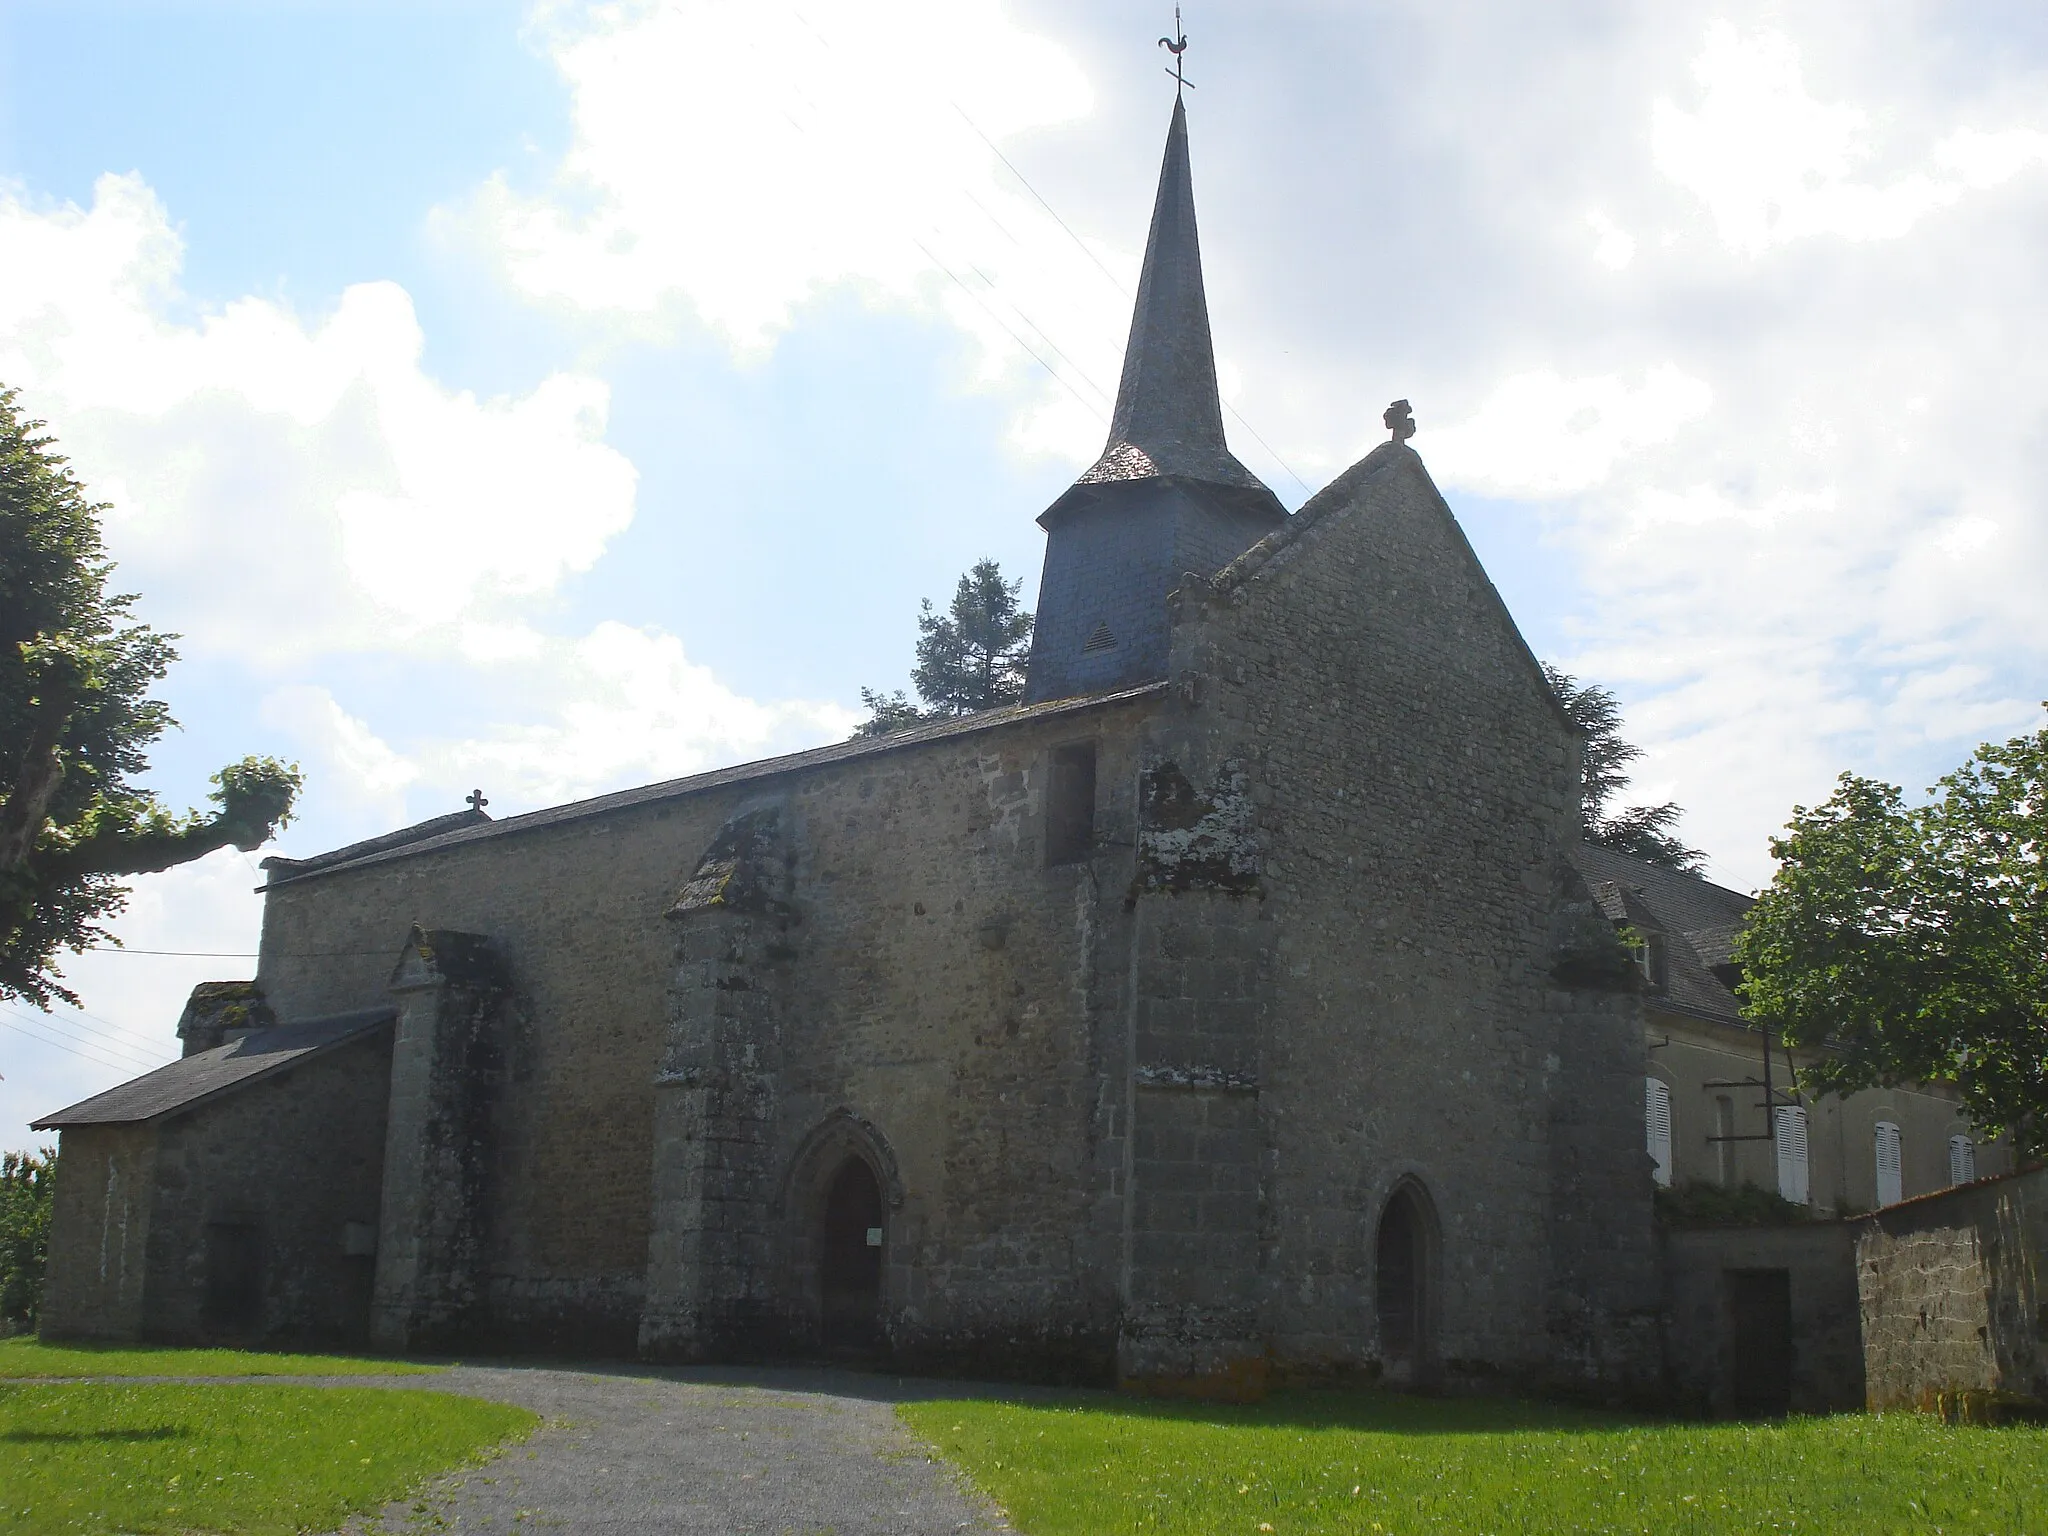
[1143,443,1659,1389]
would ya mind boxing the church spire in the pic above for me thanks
[1076,95,1266,493]
[1021,90,1284,706]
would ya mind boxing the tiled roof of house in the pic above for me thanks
[1569,841,1755,1027]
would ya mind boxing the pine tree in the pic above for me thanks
[1544,664,1705,874]
[855,559,1033,737]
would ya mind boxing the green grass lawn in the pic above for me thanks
[902,1389,2048,1535]
[0,1334,438,1378]
[0,1381,535,1535]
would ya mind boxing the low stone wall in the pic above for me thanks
[1662,1223,1863,1415]
[1854,1165,2048,1414]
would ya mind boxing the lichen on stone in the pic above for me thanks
[1133,760,1260,897]
[668,806,786,917]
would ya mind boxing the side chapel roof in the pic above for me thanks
[32,1008,394,1129]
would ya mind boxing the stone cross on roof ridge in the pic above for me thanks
[1076,95,1267,494]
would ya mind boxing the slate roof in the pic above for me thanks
[1568,841,1755,1028]
[32,1008,394,1129]
[261,807,491,876]
[261,682,1168,888]
[1072,97,1270,496]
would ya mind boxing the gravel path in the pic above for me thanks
[333,1363,1016,1535]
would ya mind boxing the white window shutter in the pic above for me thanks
[1645,1077,1673,1188]
[1774,1105,1810,1204]
[1949,1134,1976,1186]
[1874,1121,1902,1207]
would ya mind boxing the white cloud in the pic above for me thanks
[1586,211,1636,271]
[418,621,859,809]
[0,174,638,653]
[1653,22,2048,254]
[1429,366,1712,499]
[260,686,420,821]
[0,168,862,881]
[455,0,1126,463]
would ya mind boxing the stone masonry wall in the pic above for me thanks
[41,1124,157,1341]
[1855,1166,2048,1412]
[256,695,1158,1370]
[144,1031,393,1346]
[1663,1224,1864,1414]
[1146,441,1659,1391]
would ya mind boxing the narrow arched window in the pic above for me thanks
[1774,1105,1810,1205]
[1948,1134,1977,1187]
[1873,1121,1902,1207]
[1645,1077,1673,1188]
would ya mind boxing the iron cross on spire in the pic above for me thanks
[1158,6,1192,95]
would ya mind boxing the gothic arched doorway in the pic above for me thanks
[1374,1181,1438,1385]
[820,1156,884,1351]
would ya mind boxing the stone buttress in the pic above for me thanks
[371,926,512,1351]
[639,804,793,1358]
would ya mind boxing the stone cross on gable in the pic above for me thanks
[466,789,489,814]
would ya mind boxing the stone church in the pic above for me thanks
[36,97,1671,1397]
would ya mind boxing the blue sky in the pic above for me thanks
[4,1,2046,1138]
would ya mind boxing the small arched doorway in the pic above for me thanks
[820,1156,884,1351]
[1374,1181,1437,1385]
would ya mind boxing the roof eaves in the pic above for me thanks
[261,683,1168,890]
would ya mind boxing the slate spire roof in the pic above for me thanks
[1075,96,1268,493]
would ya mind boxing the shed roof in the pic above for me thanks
[31,1008,394,1130]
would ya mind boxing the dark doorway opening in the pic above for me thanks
[1726,1268,1793,1416]
[203,1221,263,1331]
[820,1157,884,1352]
[1375,1183,1434,1385]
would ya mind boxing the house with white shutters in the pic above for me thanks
[1577,843,2009,1216]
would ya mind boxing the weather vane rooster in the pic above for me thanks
[1159,7,1191,95]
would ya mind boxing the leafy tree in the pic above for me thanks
[1736,716,2048,1156]
[1,389,303,1008]
[0,1147,55,1333]
[1544,664,1705,874]
[855,558,1033,737]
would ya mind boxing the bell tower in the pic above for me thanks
[1023,96,1286,703]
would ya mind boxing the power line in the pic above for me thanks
[0,1014,162,1075]
[952,103,1132,296]
[87,947,259,958]
[1,1006,170,1070]
[913,238,1107,426]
